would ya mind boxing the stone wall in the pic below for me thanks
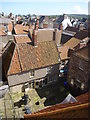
[8,64,59,93]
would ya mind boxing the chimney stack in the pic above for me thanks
[35,18,39,30]
[53,28,62,47]
[33,30,38,47]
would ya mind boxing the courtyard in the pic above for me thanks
[36,79,69,106]
[0,79,70,118]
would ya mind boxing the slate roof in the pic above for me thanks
[14,35,31,43]
[14,24,29,34]
[8,41,59,75]
[39,16,45,23]
[64,37,80,50]
[74,30,88,40]
[65,26,79,33]
[56,15,64,24]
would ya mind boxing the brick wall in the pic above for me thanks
[67,53,89,91]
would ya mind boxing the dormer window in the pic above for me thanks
[29,70,35,78]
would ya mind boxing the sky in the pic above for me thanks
[0,1,88,15]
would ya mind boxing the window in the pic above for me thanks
[75,79,81,88]
[24,83,29,89]
[47,66,52,74]
[81,83,85,90]
[29,70,35,78]
[79,60,84,71]
[36,81,39,86]
[71,79,74,85]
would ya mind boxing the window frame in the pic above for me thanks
[29,70,35,78]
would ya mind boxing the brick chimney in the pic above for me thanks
[35,19,39,30]
[32,30,38,47]
[53,28,62,47]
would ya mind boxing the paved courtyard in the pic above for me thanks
[0,79,69,119]
[11,89,46,118]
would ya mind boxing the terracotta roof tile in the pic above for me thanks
[8,41,59,75]
[58,46,70,60]
[14,35,31,43]
[8,22,13,32]
[64,37,80,50]
[8,47,21,75]
[18,41,59,71]
[35,92,90,114]
[76,92,90,103]
[14,24,29,34]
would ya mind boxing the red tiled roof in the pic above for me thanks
[58,46,70,60]
[8,22,13,32]
[76,92,90,103]
[24,92,89,119]
[64,37,80,50]
[14,24,29,34]
[24,103,89,119]
[8,41,59,75]
[8,47,21,75]
[14,35,31,43]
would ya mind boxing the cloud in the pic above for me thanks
[71,5,88,14]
